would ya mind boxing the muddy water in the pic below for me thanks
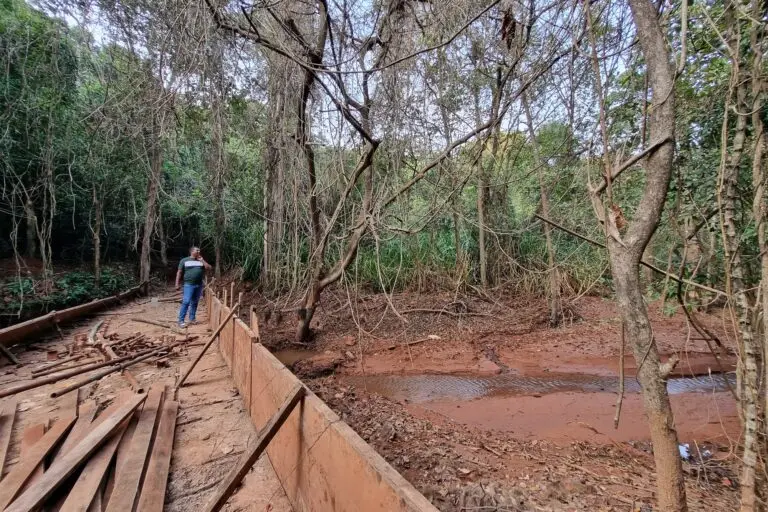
[343,372,735,403]
[273,349,320,366]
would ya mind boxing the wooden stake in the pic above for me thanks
[203,385,306,512]
[229,282,234,308]
[0,344,20,365]
[176,304,239,389]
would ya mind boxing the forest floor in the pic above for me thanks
[248,287,741,511]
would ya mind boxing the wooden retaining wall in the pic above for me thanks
[205,291,437,512]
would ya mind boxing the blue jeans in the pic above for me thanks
[178,283,202,324]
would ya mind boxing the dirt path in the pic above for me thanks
[0,293,291,511]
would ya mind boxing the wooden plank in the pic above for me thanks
[46,401,99,512]
[0,414,77,509]
[135,400,178,512]
[203,385,306,512]
[4,394,146,512]
[0,397,18,476]
[87,492,102,512]
[103,409,139,505]
[19,421,47,494]
[59,421,130,512]
[57,401,98,458]
[51,394,128,512]
[103,387,164,512]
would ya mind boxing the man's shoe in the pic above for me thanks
[179,322,187,328]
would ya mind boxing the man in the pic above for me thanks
[176,246,211,328]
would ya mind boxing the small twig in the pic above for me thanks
[614,322,625,429]
[385,338,434,351]
[400,308,493,318]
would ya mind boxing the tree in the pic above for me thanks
[586,0,687,508]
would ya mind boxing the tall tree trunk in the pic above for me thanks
[522,94,561,326]
[24,199,37,260]
[140,125,162,285]
[157,210,168,268]
[436,48,462,269]
[718,4,760,507]
[472,85,488,289]
[208,52,227,281]
[597,0,687,509]
[749,0,768,456]
[92,185,102,288]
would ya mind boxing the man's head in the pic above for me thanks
[190,246,201,258]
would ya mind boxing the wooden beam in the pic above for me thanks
[203,385,306,512]
[176,304,239,389]
[0,397,18,476]
[103,387,164,512]
[4,394,146,512]
[135,399,179,512]
[0,413,77,509]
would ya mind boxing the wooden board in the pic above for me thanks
[103,409,139,505]
[20,422,47,492]
[57,401,98,457]
[59,421,130,512]
[4,394,146,512]
[203,385,305,512]
[0,397,18,476]
[47,401,99,512]
[0,414,76,509]
[232,320,252,407]
[103,387,164,512]
[219,307,233,366]
[134,400,178,512]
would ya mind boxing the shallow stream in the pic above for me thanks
[342,372,735,403]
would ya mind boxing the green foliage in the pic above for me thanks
[0,266,136,324]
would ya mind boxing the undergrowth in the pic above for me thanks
[0,266,136,326]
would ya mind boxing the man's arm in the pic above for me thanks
[200,257,212,270]
[175,269,183,290]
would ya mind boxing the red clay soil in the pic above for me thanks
[244,287,740,510]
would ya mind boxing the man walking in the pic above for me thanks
[176,246,211,328]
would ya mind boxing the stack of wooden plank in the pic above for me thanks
[0,387,178,512]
